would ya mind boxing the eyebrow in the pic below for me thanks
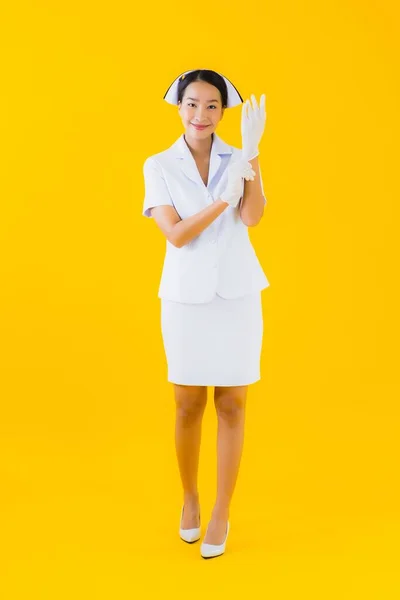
[186,97,220,103]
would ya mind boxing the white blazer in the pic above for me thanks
[142,132,270,304]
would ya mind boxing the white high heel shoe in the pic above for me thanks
[179,505,201,543]
[200,521,230,558]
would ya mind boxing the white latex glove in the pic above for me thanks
[241,93,267,161]
[220,158,256,208]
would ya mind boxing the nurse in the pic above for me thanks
[142,69,269,558]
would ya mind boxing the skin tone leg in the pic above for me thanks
[202,385,248,545]
[174,384,207,529]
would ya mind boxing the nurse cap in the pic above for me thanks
[163,69,243,108]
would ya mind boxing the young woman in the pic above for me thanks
[142,69,269,558]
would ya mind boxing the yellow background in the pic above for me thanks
[1,1,399,597]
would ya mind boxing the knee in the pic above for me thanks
[214,391,246,425]
[175,386,207,424]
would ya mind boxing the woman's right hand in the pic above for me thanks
[220,158,256,208]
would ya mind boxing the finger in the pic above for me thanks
[245,99,250,119]
[250,94,259,117]
[260,93,266,113]
[244,171,255,180]
[259,93,266,123]
[243,169,255,180]
[241,100,248,124]
[244,99,251,120]
[250,94,259,112]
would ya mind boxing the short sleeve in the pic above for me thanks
[142,157,174,218]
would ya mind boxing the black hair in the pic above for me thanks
[177,69,230,108]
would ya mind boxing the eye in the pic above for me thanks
[187,103,217,109]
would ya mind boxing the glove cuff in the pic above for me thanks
[242,148,259,161]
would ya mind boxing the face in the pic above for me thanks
[178,80,225,138]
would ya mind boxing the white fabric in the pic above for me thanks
[163,69,243,107]
[142,132,270,304]
[220,158,256,207]
[160,292,263,386]
[241,94,267,161]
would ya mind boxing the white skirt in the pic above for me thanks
[160,292,263,386]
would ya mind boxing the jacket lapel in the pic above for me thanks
[172,132,233,188]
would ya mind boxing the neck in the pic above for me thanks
[184,132,214,160]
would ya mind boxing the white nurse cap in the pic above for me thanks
[163,69,243,108]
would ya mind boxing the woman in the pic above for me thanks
[142,69,270,558]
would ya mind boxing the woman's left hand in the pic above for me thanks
[241,93,267,161]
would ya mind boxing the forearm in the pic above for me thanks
[172,198,229,248]
[239,156,265,226]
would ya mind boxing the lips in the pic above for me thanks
[192,124,209,130]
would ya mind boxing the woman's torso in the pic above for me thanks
[143,132,270,303]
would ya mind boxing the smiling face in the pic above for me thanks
[178,80,225,139]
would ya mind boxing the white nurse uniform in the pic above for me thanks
[142,131,270,386]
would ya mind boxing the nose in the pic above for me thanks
[194,106,208,122]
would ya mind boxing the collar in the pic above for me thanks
[169,132,233,189]
[171,132,233,159]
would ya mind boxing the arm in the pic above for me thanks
[150,199,229,248]
[240,93,267,227]
[239,156,265,227]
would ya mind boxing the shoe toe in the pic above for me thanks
[200,521,230,558]
[180,526,201,543]
[179,505,201,543]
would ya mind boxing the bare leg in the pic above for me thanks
[174,383,207,529]
[203,385,248,544]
